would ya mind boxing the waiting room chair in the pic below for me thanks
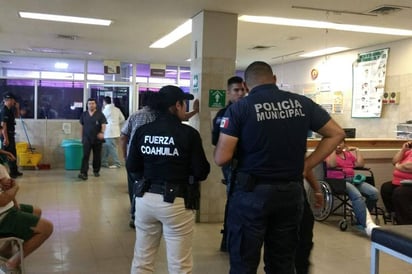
[0,237,25,274]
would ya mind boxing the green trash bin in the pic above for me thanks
[61,139,83,170]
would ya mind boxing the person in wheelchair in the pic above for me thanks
[326,140,379,236]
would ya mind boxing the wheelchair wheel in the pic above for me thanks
[308,180,333,221]
[339,219,348,231]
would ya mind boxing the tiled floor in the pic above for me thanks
[10,167,412,273]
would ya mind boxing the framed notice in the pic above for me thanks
[104,60,120,74]
[351,48,388,118]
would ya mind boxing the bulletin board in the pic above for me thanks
[294,83,344,114]
[351,48,389,118]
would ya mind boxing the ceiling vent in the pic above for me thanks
[249,45,275,50]
[56,34,79,40]
[367,5,408,15]
[0,49,15,54]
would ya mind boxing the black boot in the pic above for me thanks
[220,229,227,252]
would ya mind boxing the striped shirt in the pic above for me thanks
[121,106,156,155]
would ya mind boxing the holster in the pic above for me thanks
[185,176,200,210]
[235,172,257,192]
[134,179,150,197]
[163,182,177,203]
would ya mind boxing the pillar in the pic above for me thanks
[189,10,238,222]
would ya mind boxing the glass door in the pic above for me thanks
[87,82,132,119]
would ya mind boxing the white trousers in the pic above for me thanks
[130,193,195,274]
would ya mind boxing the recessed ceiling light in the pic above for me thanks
[150,20,192,48]
[54,62,69,69]
[0,49,15,54]
[239,15,412,36]
[19,11,112,26]
[300,47,350,58]
[28,47,93,56]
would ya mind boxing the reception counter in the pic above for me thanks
[307,138,405,149]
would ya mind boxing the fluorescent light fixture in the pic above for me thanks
[19,12,112,26]
[186,58,191,62]
[150,20,192,48]
[54,62,68,69]
[300,47,349,57]
[239,15,412,36]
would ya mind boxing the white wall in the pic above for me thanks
[273,37,412,138]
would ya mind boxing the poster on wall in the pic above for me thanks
[297,82,343,114]
[352,48,388,118]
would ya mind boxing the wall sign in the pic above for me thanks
[208,89,226,108]
[311,68,319,80]
[104,60,120,74]
[192,74,199,93]
[352,48,389,118]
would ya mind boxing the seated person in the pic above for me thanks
[326,140,378,236]
[393,185,412,224]
[0,164,53,273]
[381,141,412,220]
[0,127,16,165]
[0,148,16,165]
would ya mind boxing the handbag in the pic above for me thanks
[352,174,366,185]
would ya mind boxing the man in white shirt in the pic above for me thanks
[102,96,125,168]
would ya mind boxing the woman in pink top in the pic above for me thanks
[326,140,378,236]
[381,141,412,222]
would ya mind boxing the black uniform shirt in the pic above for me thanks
[1,105,16,134]
[127,113,210,183]
[211,102,232,146]
[79,110,107,144]
[220,84,331,181]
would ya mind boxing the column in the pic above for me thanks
[189,10,238,222]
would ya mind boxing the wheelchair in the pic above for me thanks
[307,162,385,231]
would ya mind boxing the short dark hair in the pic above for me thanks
[87,98,97,103]
[227,76,243,87]
[103,96,112,104]
[140,91,155,107]
[244,61,273,85]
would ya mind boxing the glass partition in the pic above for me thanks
[0,56,193,120]
[37,80,84,120]
[0,79,35,118]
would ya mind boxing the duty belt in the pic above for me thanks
[147,181,185,198]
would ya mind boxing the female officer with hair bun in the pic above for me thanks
[127,85,210,274]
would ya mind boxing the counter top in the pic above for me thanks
[307,138,406,149]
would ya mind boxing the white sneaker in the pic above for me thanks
[365,223,379,237]
[365,209,380,237]
[109,165,120,169]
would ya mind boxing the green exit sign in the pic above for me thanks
[209,89,226,108]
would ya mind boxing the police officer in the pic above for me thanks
[214,61,345,274]
[1,92,22,178]
[212,76,245,252]
[127,85,210,274]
